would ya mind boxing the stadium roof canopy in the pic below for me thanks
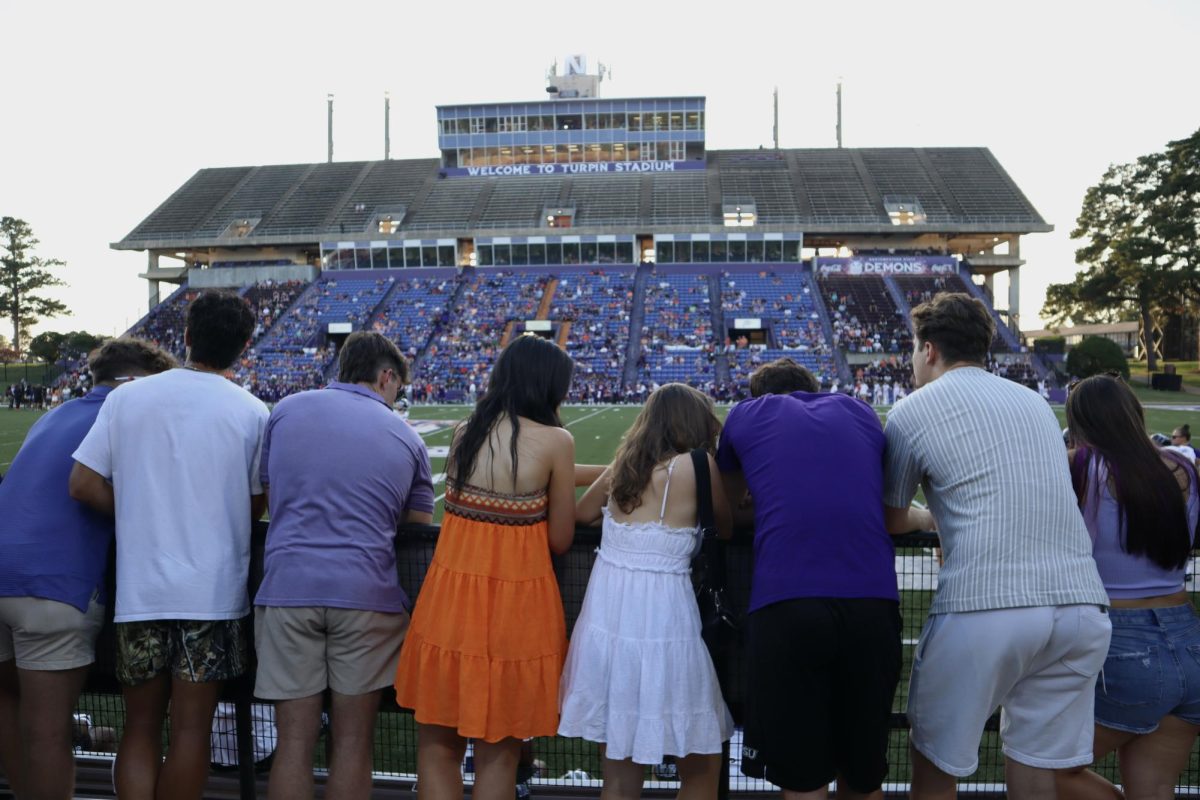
[113,147,1050,252]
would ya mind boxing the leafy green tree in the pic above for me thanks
[1043,128,1200,371]
[29,331,66,363]
[1066,336,1130,380]
[0,217,68,357]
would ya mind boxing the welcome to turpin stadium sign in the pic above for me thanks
[443,160,706,177]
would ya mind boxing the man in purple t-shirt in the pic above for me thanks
[253,332,434,800]
[716,358,901,798]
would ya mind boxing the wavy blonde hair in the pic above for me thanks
[609,383,721,514]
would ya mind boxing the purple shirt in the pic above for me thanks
[716,391,898,612]
[254,382,435,613]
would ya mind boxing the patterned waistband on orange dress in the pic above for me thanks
[444,480,550,526]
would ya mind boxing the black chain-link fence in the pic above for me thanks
[71,524,1197,797]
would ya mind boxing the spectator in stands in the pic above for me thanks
[254,332,434,800]
[0,338,176,800]
[1056,375,1200,799]
[883,293,1110,800]
[717,357,902,797]
[70,291,269,800]
[395,335,599,800]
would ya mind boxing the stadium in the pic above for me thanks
[9,62,1200,798]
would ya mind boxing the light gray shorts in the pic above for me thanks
[0,595,105,670]
[254,605,410,699]
[907,604,1111,776]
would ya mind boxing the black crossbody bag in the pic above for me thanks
[690,449,740,653]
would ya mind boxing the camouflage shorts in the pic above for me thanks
[115,617,249,686]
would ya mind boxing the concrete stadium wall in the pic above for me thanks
[189,264,319,288]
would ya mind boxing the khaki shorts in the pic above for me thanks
[0,595,105,670]
[254,606,410,699]
[116,617,249,686]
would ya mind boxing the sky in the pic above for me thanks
[1,0,1197,341]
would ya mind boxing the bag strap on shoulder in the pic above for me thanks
[691,449,718,539]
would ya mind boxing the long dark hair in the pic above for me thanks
[1067,375,1194,569]
[609,383,721,514]
[450,334,573,491]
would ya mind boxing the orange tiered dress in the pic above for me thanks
[394,480,567,742]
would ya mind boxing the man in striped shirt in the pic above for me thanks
[883,293,1110,800]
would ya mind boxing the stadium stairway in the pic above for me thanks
[500,320,515,348]
[623,264,653,387]
[707,273,731,385]
[537,278,559,319]
[410,272,473,377]
[884,276,912,319]
[802,272,853,385]
[556,320,571,348]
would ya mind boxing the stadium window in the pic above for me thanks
[477,245,493,266]
[693,240,710,262]
[546,242,562,264]
[764,240,782,262]
[616,241,634,264]
[612,112,626,130]
[470,117,486,134]
[586,144,602,163]
[438,246,455,267]
[657,142,672,161]
[561,242,580,265]
[686,112,702,131]
[783,240,801,262]
[511,244,529,266]
[669,112,684,131]
[377,215,400,235]
[539,115,555,132]
[336,248,356,269]
[421,246,438,267]
[599,143,613,162]
[517,146,536,165]
[529,243,546,265]
[598,242,615,264]
[628,113,643,131]
[456,118,470,134]
[656,241,674,263]
[585,112,600,130]
[675,241,692,263]
[612,142,627,162]
[581,242,598,263]
[596,112,612,129]
[668,141,686,161]
[355,248,372,269]
[711,240,727,261]
[747,241,764,263]
[493,245,511,266]
[372,247,387,269]
[388,247,405,269]
[641,142,656,162]
[651,112,667,131]
[485,117,498,133]
[557,114,582,131]
[405,246,420,266]
[728,240,746,261]
[498,147,515,165]
[568,144,583,163]
[556,144,571,164]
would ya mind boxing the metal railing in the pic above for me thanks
[71,524,1200,798]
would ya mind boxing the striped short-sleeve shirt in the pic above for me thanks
[883,367,1108,615]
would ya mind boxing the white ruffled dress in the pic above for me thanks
[557,458,734,764]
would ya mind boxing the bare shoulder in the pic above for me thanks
[522,419,575,445]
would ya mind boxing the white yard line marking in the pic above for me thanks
[432,407,613,504]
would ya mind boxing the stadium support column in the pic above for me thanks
[1008,237,1021,331]
[147,252,160,310]
[327,93,334,163]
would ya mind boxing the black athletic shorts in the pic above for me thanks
[740,597,901,793]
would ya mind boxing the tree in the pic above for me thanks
[30,330,105,365]
[0,217,68,357]
[1042,128,1200,371]
[1066,336,1130,380]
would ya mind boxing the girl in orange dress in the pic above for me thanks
[395,334,580,800]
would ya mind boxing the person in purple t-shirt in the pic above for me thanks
[716,357,901,799]
[253,331,434,800]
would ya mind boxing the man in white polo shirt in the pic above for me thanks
[883,292,1110,800]
[71,290,269,800]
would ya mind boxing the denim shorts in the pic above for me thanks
[1095,604,1200,733]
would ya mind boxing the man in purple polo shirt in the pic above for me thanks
[717,358,901,799]
[0,338,175,799]
[253,331,434,800]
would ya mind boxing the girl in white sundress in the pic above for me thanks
[559,383,733,800]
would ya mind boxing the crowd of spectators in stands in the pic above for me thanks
[826,289,911,354]
[243,280,308,343]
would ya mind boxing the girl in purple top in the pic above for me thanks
[1058,376,1200,799]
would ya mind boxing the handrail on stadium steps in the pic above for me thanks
[83,522,940,800]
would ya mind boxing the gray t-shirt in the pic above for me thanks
[883,367,1107,614]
